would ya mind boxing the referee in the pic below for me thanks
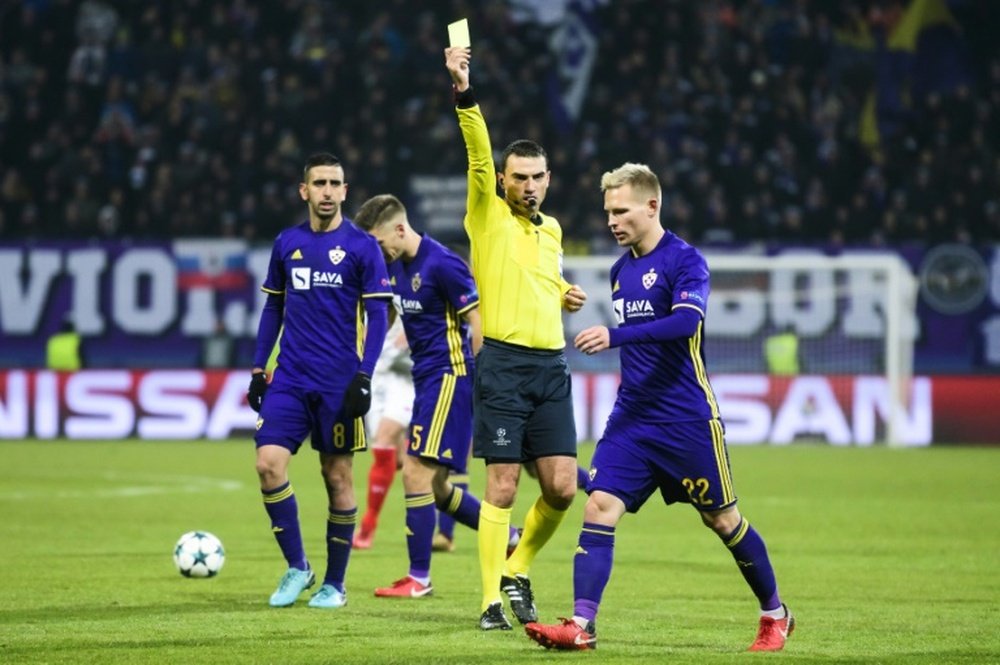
[445,46,588,631]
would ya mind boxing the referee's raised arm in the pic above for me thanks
[445,46,496,232]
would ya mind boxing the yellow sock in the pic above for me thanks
[478,501,511,612]
[505,496,567,577]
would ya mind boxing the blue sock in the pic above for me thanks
[572,522,615,623]
[406,493,436,579]
[722,518,781,611]
[262,482,307,570]
[437,478,467,539]
[576,465,589,490]
[441,485,481,530]
[324,507,357,591]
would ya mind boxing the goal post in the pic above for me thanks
[563,251,919,446]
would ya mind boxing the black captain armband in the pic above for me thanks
[454,85,476,108]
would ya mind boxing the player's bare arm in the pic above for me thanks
[574,325,610,355]
[463,307,483,356]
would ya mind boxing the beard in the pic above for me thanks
[314,202,339,230]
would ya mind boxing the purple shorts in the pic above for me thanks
[587,411,737,513]
[408,371,473,472]
[254,381,366,455]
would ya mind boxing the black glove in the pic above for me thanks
[342,372,372,419]
[247,372,268,413]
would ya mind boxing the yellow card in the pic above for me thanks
[448,18,470,48]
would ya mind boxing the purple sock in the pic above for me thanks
[722,518,780,611]
[576,465,589,489]
[572,522,615,623]
[441,485,481,530]
[323,507,357,591]
[406,493,436,579]
[437,480,466,539]
[262,482,307,570]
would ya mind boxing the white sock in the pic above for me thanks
[573,616,591,629]
[761,605,785,620]
[410,574,431,586]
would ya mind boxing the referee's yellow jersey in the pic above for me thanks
[457,104,571,350]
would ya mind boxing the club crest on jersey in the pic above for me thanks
[328,246,346,265]
[411,272,422,292]
[642,268,658,290]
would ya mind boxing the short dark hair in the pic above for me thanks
[354,193,406,231]
[302,152,342,182]
[499,139,547,172]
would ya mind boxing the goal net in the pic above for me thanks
[563,252,922,446]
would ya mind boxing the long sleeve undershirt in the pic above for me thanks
[607,306,702,347]
[252,293,284,368]
[360,298,389,376]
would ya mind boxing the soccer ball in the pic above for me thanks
[173,531,225,578]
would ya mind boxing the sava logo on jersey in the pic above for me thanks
[399,297,424,313]
[291,268,343,289]
[612,297,655,324]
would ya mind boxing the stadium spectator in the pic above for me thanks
[1,1,998,247]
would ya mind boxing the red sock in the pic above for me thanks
[361,448,397,533]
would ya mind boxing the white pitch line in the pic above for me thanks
[0,474,244,501]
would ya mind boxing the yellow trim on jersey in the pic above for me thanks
[450,473,470,484]
[456,300,479,316]
[689,321,720,419]
[261,286,284,295]
[355,301,364,360]
[724,518,749,548]
[424,373,457,459]
[672,302,705,317]
[405,493,436,509]
[456,104,567,350]
[262,484,294,503]
[710,419,735,505]
[445,304,467,376]
[362,291,394,299]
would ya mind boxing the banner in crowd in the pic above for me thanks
[1,369,997,445]
[1,240,998,371]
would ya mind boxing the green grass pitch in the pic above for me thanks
[1,440,998,664]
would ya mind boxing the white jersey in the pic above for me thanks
[367,317,415,432]
[373,317,413,376]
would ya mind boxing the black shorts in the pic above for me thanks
[473,338,577,463]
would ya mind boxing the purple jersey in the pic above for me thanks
[608,231,720,423]
[387,234,479,380]
[262,219,392,391]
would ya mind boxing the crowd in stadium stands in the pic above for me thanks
[1,0,998,251]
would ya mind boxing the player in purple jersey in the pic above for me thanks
[355,194,519,598]
[247,153,393,609]
[525,163,793,652]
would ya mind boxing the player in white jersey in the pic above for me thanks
[354,317,415,549]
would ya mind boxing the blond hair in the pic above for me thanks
[600,163,661,203]
[354,194,406,231]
